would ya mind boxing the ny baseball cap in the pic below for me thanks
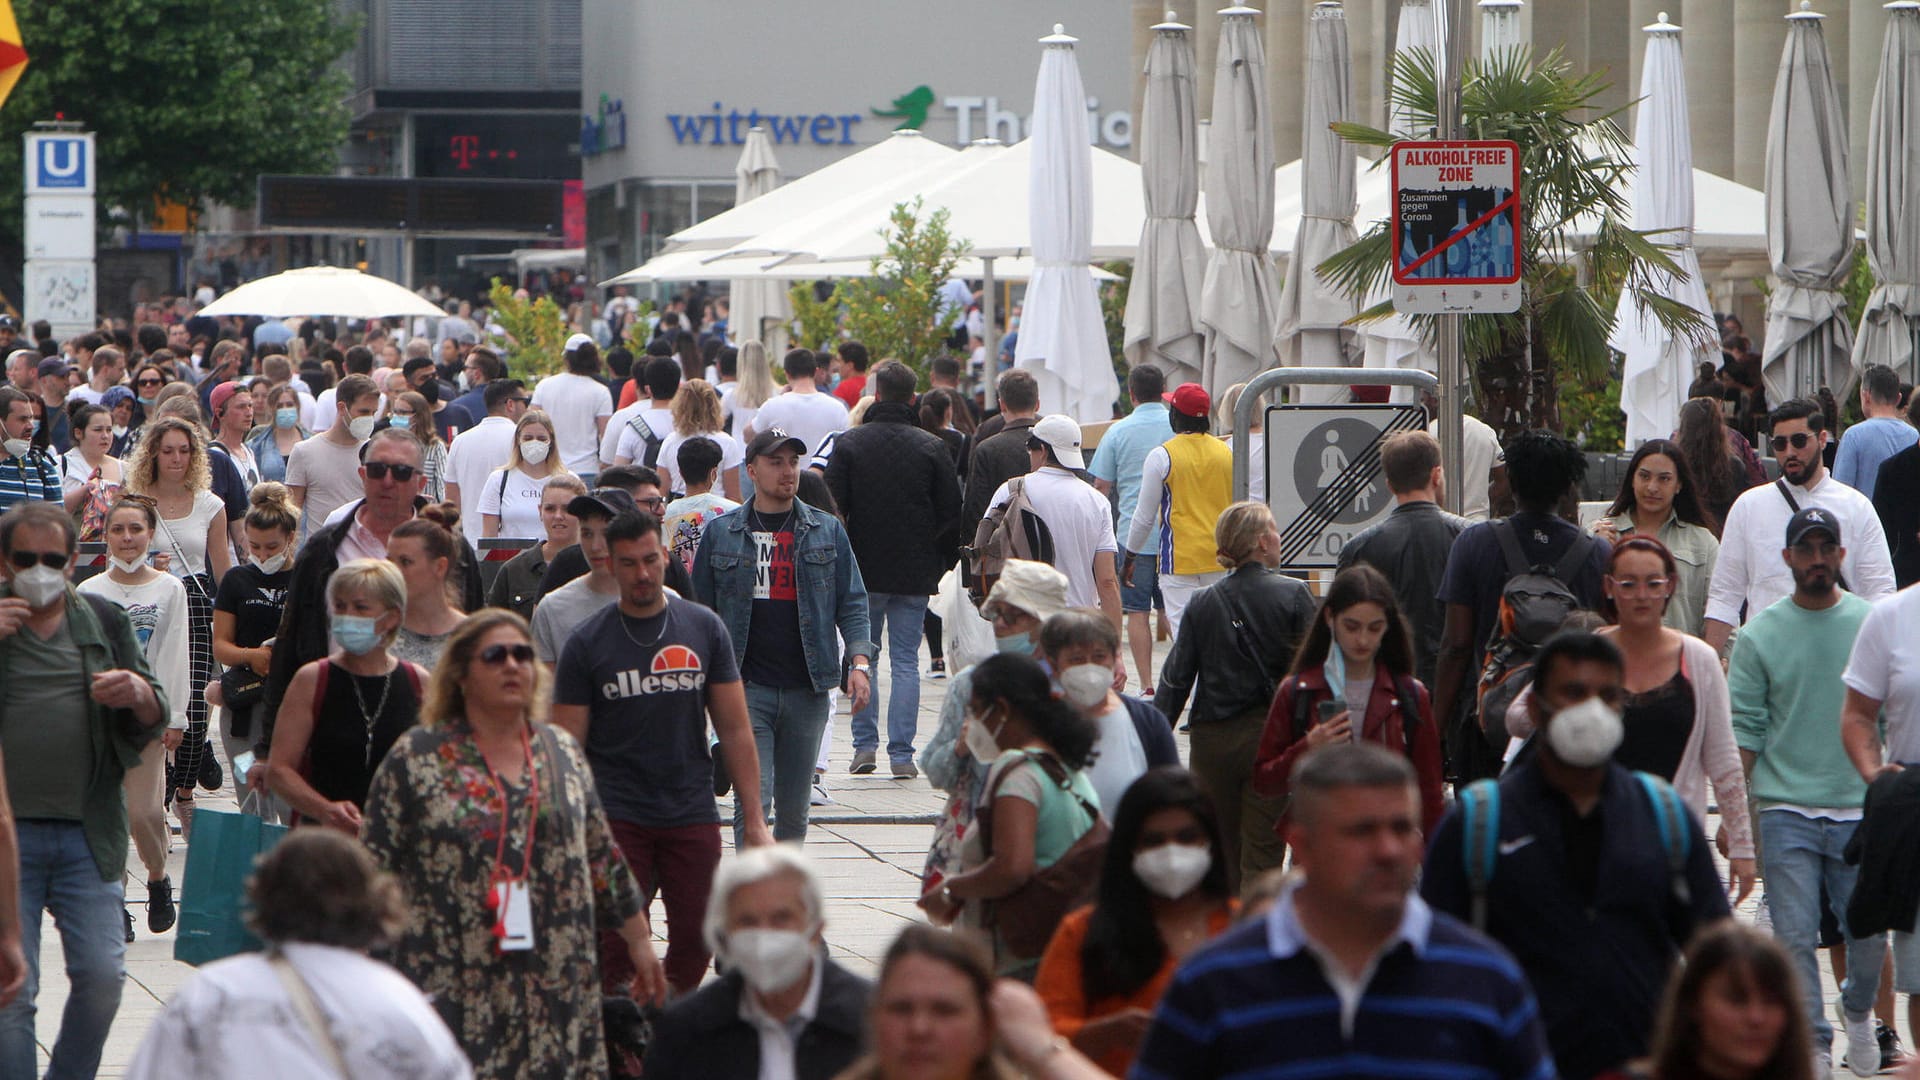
[564,333,596,354]
[567,487,639,521]
[1027,414,1085,470]
[745,427,808,461]
[1785,506,1841,548]
[1163,383,1211,418]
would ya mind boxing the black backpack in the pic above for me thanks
[626,413,665,469]
[1474,521,1597,748]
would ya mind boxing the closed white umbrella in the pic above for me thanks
[1121,12,1207,389]
[197,266,444,319]
[1014,25,1118,423]
[1479,0,1525,59]
[1613,14,1715,448]
[728,127,791,357]
[1276,2,1359,403]
[1200,6,1283,397]
[1855,3,1920,382]
[1763,3,1856,403]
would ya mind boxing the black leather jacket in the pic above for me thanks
[1337,499,1469,688]
[1156,563,1316,725]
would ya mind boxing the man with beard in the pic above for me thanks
[1730,507,1885,1076]
[1704,397,1895,659]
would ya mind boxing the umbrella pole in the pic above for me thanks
[982,256,999,410]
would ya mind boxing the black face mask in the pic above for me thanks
[415,378,439,405]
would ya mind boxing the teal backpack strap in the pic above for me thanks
[1459,778,1502,931]
[1633,771,1693,908]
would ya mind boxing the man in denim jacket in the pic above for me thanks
[693,428,873,844]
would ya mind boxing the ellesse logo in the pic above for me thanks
[603,644,708,700]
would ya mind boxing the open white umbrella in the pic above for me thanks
[1763,3,1856,402]
[1121,12,1207,389]
[727,127,791,356]
[1276,2,1360,403]
[1361,0,1441,396]
[602,249,1115,286]
[1200,6,1283,397]
[197,266,444,319]
[1613,14,1715,448]
[1855,3,1920,382]
[1014,25,1118,423]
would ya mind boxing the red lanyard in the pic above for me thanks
[477,726,539,886]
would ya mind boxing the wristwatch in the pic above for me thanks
[850,663,871,674]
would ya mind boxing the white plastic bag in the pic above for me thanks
[937,563,994,674]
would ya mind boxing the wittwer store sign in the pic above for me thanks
[663,84,1131,149]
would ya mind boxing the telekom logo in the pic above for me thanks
[450,134,479,170]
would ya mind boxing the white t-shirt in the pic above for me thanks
[1429,414,1504,521]
[67,384,107,406]
[529,372,612,475]
[600,400,654,469]
[285,434,368,545]
[1082,699,1148,815]
[610,406,676,468]
[311,386,339,433]
[476,465,550,541]
[444,416,517,548]
[656,430,744,496]
[987,466,1119,608]
[1843,585,1920,764]
[122,943,470,1080]
[155,490,227,578]
[749,389,849,455]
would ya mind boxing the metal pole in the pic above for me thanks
[1435,0,1472,514]
[1232,367,1439,500]
[981,256,999,409]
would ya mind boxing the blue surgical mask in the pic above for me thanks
[995,631,1032,655]
[275,407,299,429]
[137,396,156,409]
[331,613,382,655]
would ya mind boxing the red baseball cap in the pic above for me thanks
[209,380,243,418]
[1163,383,1211,418]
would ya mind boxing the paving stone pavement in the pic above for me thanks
[33,634,1908,1074]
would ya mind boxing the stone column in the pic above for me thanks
[1732,1,1791,188]
[1268,0,1308,164]
[1848,0,1891,201]
[1683,0,1735,177]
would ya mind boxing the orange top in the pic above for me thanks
[1034,901,1238,1077]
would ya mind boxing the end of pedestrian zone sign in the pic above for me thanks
[1391,139,1522,315]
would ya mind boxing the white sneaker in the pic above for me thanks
[1815,1050,1833,1078]
[1844,1009,1878,1077]
[810,783,833,807]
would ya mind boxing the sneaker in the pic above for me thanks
[123,908,136,944]
[929,658,947,679]
[850,751,877,775]
[810,783,833,807]
[892,760,919,780]
[147,876,176,934]
[1877,1022,1906,1073]
[1816,1051,1834,1079]
[198,751,223,792]
[1843,1009,1878,1077]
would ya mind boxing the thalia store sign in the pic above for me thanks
[661,84,1132,150]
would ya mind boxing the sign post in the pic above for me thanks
[1390,139,1523,315]
[23,125,96,339]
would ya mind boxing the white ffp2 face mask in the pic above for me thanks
[1058,664,1112,710]
[963,708,1003,762]
[10,564,65,607]
[1132,843,1214,900]
[250,552,289,575]
[519,439,551,465]
[347,415,377,441]
[108,555,147,575]
[724,928,815,994]
[1545,696,1625,768]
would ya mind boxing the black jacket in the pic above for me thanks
[258,498,485,756]
[643,959,871,1080]
[1155,564,1317,725]
[1337,500,1470,688]
[538,541,695,602]
[1122,695,1182,765]
[1845,767,1920,936]
[825,401,963,595]
[1874,445,1920,588]
[960,415,1038,544]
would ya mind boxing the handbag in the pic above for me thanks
[976,750,1109,962]
[219,664,267,709]
[174,794,290,965]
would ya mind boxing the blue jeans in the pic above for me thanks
[1758,810,1885,1051]
[736,683,832,845]
[851,593,927,763]
[0,822,127,1080]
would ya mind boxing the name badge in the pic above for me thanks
[494,880,534,952]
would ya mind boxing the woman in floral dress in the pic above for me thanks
[361,610,666,1078]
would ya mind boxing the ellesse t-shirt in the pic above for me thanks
[553,594,740,828]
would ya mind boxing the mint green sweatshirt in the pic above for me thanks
[1728,592,1873,809]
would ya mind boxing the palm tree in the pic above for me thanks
[1319,47,1713,436]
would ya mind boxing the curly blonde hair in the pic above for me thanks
[124,416,212,495]
[671,379,725,436]
[420,610,550,729]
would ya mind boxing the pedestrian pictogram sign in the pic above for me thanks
[1264,403,1429,568]
[1391,139,1522,315]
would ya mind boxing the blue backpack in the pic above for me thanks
[1457,771,1693,931]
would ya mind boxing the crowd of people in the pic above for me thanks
[0,295,1918,1080]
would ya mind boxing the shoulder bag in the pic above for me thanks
[976,749,1109,962]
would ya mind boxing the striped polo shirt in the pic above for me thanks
[0,449,61,513]
[1131,885,1555,1080]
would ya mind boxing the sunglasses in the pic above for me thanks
[8,550,69,570]
[1770,432,1815,452]
[135,377,164,388]
[509,397,531,406]
[478,643,535,666]
[363,462,418,482]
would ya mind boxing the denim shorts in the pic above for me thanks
[1117,551,1164,614]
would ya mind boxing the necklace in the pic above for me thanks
[350,666,395,768]
[617,606,669,651]
[747,504,794,534]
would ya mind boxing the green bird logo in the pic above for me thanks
[873,85,935,131]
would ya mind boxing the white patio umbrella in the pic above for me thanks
[197,266,444,319]
[1612,15,1715,448]
[1121,12,1207,389]
[1361,0,1442,398]
[727,127,791,356]
[1014,25,1118,423]
[1276,3,1359,403]
[1762,3,1856,403]
[1855,3,1920,382]
[1200,6,1283,398]
[602,249,1115,286]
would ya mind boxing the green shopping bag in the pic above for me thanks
[173,798,289,966]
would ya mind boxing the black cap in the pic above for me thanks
[567,487,639,521]
[745,427,808,461]
[0,315,19,331]
[1785,506,1841,548]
